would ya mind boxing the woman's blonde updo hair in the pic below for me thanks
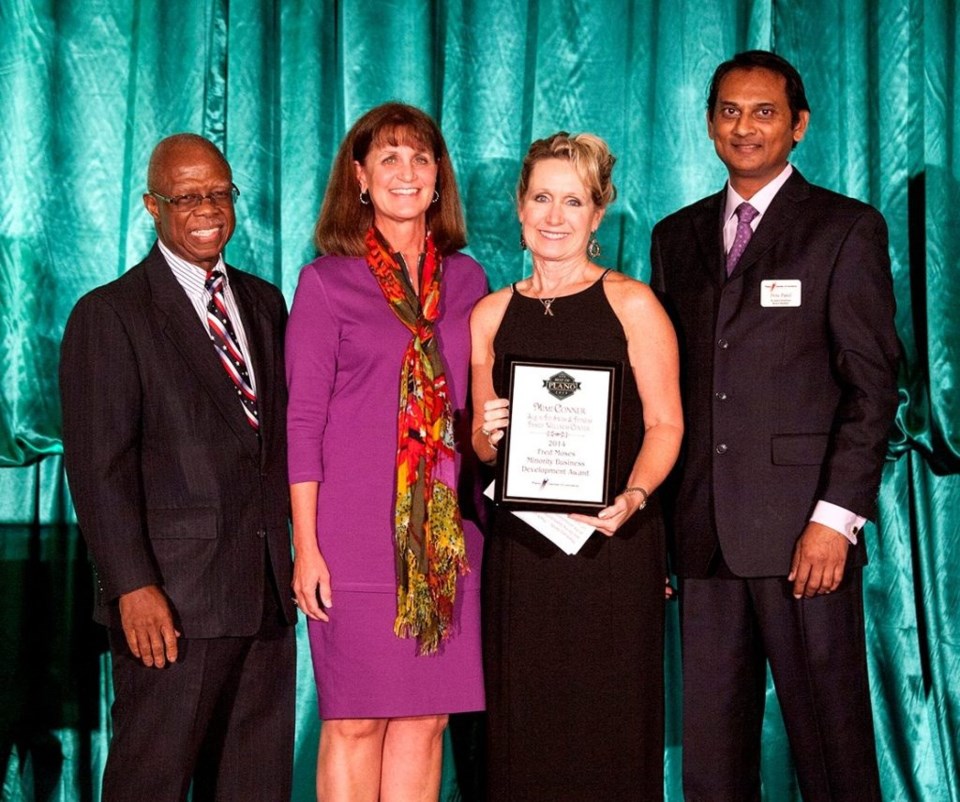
[516,132,617,209]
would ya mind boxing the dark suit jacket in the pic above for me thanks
[650,169,900,578]
[60,244,295,636]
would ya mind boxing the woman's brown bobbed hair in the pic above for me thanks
[314,102,467,256]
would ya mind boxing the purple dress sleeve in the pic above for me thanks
[285,262,336,484]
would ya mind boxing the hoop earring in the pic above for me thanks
[432,190,440,204]
[587,231,601,258]
[520,231,527,250]
[359,189,371,206]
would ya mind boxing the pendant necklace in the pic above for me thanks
[539,297,556,316]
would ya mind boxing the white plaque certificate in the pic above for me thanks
[494,356,622,512]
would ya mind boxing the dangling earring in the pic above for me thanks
[587,231,601,258]
[520,231,527,250]
[432,190,440,204]
[359,189,371,206]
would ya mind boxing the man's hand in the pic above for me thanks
[118,585,181,668]
[788,522,849,599]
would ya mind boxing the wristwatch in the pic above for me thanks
[622,486,649,510]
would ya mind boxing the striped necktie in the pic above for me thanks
[205,271,259,430]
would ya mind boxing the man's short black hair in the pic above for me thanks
[707,50,811,126]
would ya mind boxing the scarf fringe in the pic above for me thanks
[393,483,468,654]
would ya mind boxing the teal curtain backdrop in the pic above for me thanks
[1,0,957,800]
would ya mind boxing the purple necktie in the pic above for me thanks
[725,202,759,275]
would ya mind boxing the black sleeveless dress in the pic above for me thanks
[483,273,665,801]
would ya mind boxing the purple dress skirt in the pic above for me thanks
[285,252,487,719]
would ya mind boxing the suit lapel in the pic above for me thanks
[228,268,275,456]
[729,169,812,279]
[690,189,726,285]
[144,245,261,455]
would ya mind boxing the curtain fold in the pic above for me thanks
[1,1,957,799]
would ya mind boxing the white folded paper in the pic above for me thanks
[485,482,596,555]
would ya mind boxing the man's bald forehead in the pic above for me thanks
[147,134,230,189]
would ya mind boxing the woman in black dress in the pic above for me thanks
[470,132,683,800]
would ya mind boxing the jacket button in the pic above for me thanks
[715,391,728,401]
[715,443,728,455]
[257,528,266,538]
[717,338,729,350]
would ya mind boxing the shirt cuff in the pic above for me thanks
[810,500,865,545]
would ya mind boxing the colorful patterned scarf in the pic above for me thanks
[364,227,468,654]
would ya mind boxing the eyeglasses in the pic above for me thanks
[149,184,240,210]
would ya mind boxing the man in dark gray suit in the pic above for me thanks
[651,52,900,801]
[60,134,296,801]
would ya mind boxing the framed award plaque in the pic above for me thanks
[494,355,622,513]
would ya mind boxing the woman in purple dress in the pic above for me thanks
[286,103,486,801]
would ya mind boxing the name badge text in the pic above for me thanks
[760,279,801,307]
